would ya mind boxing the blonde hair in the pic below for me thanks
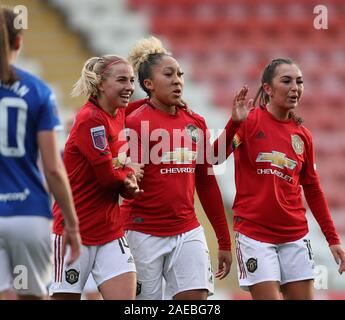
[71,55,128,97]
[128,36,170,96]
[128,36,168,75]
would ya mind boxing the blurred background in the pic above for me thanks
[3,0,344,299]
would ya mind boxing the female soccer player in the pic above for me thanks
[213,58,345,299]
[121,36,232,300]
[0,5,80,300]
[50,55,142,300]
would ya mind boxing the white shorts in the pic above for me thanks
[126,225,214,300]
[83,273,99,293]
[0,216,52,297]
[49,235,136,295]
[235,232,315,290]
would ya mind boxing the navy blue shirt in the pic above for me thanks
[0,66,61,217]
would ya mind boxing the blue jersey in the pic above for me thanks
[0,66,61,218]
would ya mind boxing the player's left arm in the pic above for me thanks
[301,134,345,274]
[195,162,232,280]
[195,121,232,279]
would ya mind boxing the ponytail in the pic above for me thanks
[71,57,100,97]
[289,111,303,125]
[0,4,14,84]
[71,55,128,97]
[253,85,269,109]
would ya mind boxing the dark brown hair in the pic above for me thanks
[253,58,303,125]
[0,5,21,84]
[3,5,22,50]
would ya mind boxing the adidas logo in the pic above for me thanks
[127,255,134,264]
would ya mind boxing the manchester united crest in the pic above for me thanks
[291,134,304,155]
[65,269,80,284]
[185,124,200,143]
[246,258,257,273]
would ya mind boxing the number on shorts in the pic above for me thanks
[0,97,28,157]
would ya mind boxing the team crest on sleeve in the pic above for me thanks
[185,124,200,143]
[90,126,107,151]
[232,133,242,150]
[291,134,304,155]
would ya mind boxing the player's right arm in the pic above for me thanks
[75,115,142,197]
[38,130,81,265]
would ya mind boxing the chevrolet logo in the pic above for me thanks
[256,151,297,170]
[161,148,197,164]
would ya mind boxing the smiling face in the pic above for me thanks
[263,63,304,113]
[144,55,184,108]
[98,62,135,108]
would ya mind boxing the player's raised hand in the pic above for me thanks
[232,85,253,122]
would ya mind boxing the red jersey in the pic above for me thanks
[225,107,340,245]
[121,102,231,250]
[53,98,132,245]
